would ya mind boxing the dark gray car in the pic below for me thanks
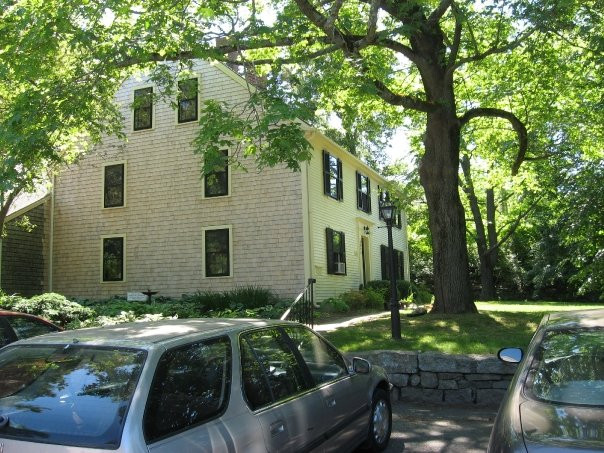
[488,309,604,453]
[0,318,391,452]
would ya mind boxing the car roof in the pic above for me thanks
[544,308,604,330]
[12,318,297,349]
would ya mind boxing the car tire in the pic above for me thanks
[360,388,392,452]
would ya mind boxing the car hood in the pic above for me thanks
[520,400,604,453]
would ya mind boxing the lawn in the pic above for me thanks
[321,301,604,355]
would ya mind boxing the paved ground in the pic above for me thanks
[318,312,498,452]
[381,400,498,453]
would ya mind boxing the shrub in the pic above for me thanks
[365,280,432,305]
[225,286,280,309]
[320,297,350,313]
[3,293,94,326]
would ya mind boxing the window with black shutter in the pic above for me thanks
[178,78,199,123]
[356,172,371,213]
[133,87,153,131]
[381,246,405,280]
[395,212,402,229]
[323,151,343,200]
[326,228,346,275]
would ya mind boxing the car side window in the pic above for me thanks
[5,316,58,340]
[240,328,312,410]
[0,319,15,347]
[143,336,232,443]
[284,326,348,385]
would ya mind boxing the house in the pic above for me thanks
[1,60,409,303]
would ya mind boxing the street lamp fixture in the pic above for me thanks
[379,202,402,340]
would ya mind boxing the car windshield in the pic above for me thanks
[526,328,604,406]
[0,344,146,448]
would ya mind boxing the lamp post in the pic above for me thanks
[380,202,401,340]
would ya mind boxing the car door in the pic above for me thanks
[240,327,326,452]
[144,335,262,453]
[282,326,370,452]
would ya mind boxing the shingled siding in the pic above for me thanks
[51,61,306,300]
[1,203,46,296]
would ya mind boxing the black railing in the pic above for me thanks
[280,278,316,328]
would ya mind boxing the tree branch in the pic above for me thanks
[447,5,463,69]
[373,80,436,112]
[427,0,453,25]
[449,28,535,74]
[459,107,528,175]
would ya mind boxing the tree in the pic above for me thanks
[2,0,602,311]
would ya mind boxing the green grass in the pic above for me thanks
[321,301,604,355]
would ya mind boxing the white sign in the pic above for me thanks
[127,292,148,302]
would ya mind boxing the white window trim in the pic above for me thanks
[175,75,200,126]
[131,84,156,133]
[201,149,232,199]
[202,225,233,279]
[100,234,126,283]
[101,160,127,209]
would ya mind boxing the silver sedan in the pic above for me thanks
[0,318,392,452]
[488,309,604,453]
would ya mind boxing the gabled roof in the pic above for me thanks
[6,191,50,222]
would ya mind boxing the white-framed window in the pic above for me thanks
[103,162,126,208]
[323,150,343,201]
[133,86,153,131]
[203,149,230,198]
[202,226,232,278]
[177,77,199,123]
[101,235,125,282]
[356,172,371,213]
[326,228,346,275]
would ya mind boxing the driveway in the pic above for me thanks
[381,400,498,452]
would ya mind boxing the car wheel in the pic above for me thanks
[361,388,392,452]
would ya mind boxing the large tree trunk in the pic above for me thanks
[420,111,476,313]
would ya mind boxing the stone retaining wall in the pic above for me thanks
[353,351,518,406]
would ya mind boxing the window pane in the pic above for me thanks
[5,316,58,340]
[104,164,124,208]
[103,237,124,281]
[204,150,228,197]
[0,345,146,448]
[328,155,339,199]
[527,328,604,406]
[178,78,198,123]
[284,327,347,385]
[241,328,311,406]
[144,337,232,442]
[205,229,229,277]
[134,87,153,130]
[240,339,273,410]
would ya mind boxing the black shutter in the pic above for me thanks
[399,251,405,279]
[326,228,334,274]
[356,171,361,208]
[323,151,330,196]
[337,159,343,200]
[393,250,400,280]
[381,245,388,280]
[340,231,346,269]
[367,177,371,213]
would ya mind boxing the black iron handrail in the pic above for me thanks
[280,278,316,328]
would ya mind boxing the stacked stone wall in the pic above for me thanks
[353,350,518,406]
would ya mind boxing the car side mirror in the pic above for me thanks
[352,357,371,374]
[498,347,523,363]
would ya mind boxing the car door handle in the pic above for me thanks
[270,421,286,436]
[326,398,336,408]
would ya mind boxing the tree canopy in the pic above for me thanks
[1,0,603,307]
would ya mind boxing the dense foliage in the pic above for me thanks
[0,287,288,328]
